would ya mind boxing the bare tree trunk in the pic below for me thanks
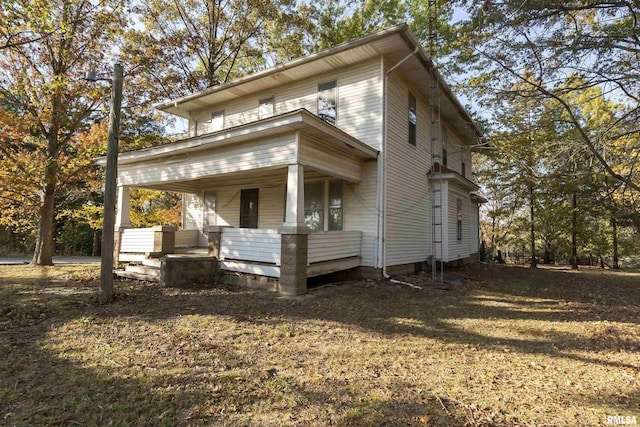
[92,229,100,256]
[31,159,57,266]
[571,192,578,270]
[491,216,496,262]
[611,214,620,269]
[529,185,537,268]
[7,226,17,252]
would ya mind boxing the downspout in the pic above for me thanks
[382,46,419,285]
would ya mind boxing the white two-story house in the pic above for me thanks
[106,24,486,295]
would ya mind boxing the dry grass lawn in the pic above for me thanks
[1,263,638,426]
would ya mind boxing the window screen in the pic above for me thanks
[318,81,337,126]
[259,97,274,119]
[408,92,417,146]
[328,180,343,231]
[304,181,324,231]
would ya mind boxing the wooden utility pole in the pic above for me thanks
[100,63,123,302]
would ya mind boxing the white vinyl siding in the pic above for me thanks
[183,193,204,232]
[447,184,471,261]
[384,72,432,266]
[469,200,480,255]
[180,167,379,266]
[344,161,378,267]
[259,184,286,228]
[220,228,281,264]
[119,134,296,187]
[188,59,382,150]
[120,228,155,253]
[187,184,285,231]
[258,97,274,119]
[298,135,363,183]
[443,127,469,178]
[214,188,240,228]
[308,231,361,263]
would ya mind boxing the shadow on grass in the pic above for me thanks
[1,263,638,425]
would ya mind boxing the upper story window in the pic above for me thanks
[462,160,466,177]
[259,97,274,119]
[457,198,463,241]
[211,110,224,132]
[408,92,417,146]
[442,127,449,167]
[318,81,337,126]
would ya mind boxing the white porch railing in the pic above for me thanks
[175,229,200,248]
[220,228,281,264]
[308,231,361,263]
[119,227,361,277]
[120,228,155,253]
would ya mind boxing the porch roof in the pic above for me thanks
[427,162,480,191]
[97,109,378,167]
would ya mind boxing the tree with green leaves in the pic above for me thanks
[453,0,640,193]
[0,0,126,265]
[124,0,306,102]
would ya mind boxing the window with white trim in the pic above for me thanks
[318,81,337,126]
[211,110,224,132]
[303,179,344,231]
[443,128,449,167]
[258,97,274,119]
[408,92,417,146]
[304,181,324,231]
[457,198,463,241]
[328,180,343,231]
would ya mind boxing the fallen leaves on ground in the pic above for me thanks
[0,263,638,426]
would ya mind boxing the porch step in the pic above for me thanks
[141,258,161,268]
[125,264,160,276]
[115,269,160,282]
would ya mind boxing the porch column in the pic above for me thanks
[115,185,131,228]
[153,225,177,255]
[205,225,225,269]
[280,163,309,296]
[284,163,306,227]
[114,185,131,266]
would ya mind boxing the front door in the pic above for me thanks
[240,188,259,228]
